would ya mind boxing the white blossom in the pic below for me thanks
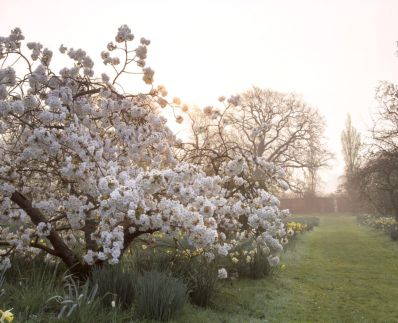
[36,222,52,237]
[218,268,228,279]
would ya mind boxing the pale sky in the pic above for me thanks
[2,0,398,193]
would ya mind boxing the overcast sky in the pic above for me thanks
[2,0,398,193]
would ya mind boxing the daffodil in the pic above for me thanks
[0,308,14,323]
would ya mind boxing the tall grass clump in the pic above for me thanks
[47,276,98,319]
[47,275,133,323]
[6,259,63,317]
[180,257,219,307]
[134,270,188,321]
[91,265,135,308]
[130,242,220,308]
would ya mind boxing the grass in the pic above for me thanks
[173,215,398,322]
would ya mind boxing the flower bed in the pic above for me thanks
[357,214,398,240]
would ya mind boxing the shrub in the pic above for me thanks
[134,271,188,322]
[91,265,135,309]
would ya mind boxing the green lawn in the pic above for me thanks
[175,215,398,322]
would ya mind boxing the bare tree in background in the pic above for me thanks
[179,87,331,194]
[341,114,362,176]
[301,141,326,197]
[340,114,362,208]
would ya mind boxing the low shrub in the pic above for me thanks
[134,270,188,322]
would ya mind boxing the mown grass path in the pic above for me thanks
[176,215,398,322]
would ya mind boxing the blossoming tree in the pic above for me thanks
[0,26,287,277]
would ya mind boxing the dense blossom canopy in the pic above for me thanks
[0,26,288,275]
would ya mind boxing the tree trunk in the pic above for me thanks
[11,191,90,280]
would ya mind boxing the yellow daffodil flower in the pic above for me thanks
[0,308,14,323]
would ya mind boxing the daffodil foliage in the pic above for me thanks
[0,26,288,276]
